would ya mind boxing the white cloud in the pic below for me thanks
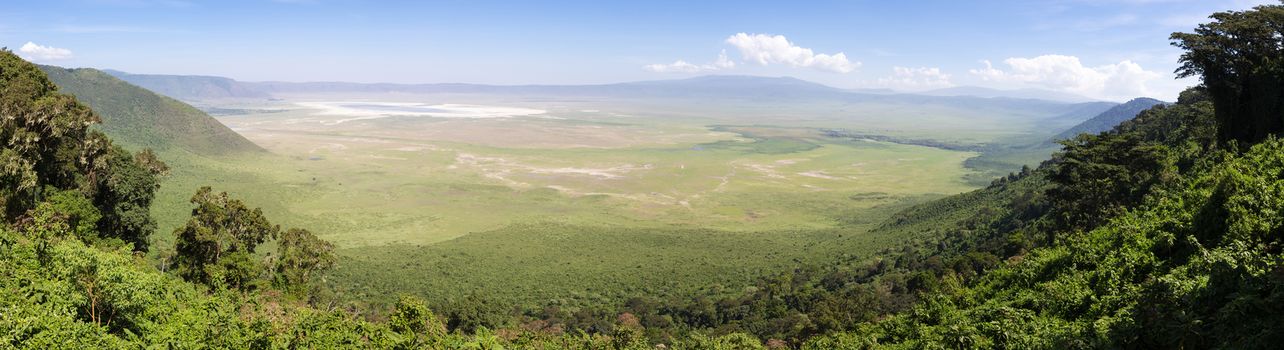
[644,49,736,73]
[877,66,953,90]
[969,55,1161,100]
[17,42,73,61]
[724,33,858,73]
[644,60,704,73]
[712,49,735,69]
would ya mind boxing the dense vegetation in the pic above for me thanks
[0,49,779,349]
[37,65,261,155]
[1049,97,1166,143]
[6,3,1284,349]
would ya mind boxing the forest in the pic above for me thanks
[4,4,1284,349]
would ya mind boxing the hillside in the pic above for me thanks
[103,69,271,100]
[803,88,1284,348]
[38,66,262,155]
[1051,97,1166,142]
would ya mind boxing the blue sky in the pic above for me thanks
[1,0,1276,101]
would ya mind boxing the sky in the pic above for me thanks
[1,0,1278,101]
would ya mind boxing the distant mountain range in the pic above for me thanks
[41,66,262,155]
[102,71,1108,105]
[104,70,271,100]
[41,68,1155,159]
[101,73,1125,133]
[921,86,1101,103]
[36,66,1166,186]
[244,75,858,101]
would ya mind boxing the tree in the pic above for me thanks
[0,49,165,252]
[1046,132,1171,233]
[173,187,279,290]
[89,146,165,251]
[390,295,447,346]
[274,228,336,296]
[0,49,102,219]
[44,188,101,242]
[1173,4,1284,143]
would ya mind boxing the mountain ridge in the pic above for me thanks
[922,85,1103,103]
[40,65,263,155]
[1051,97,1167,142]
[103,70,1116,106]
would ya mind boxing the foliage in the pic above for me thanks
[0,49,167,255]
[1173,3,1284,143]
[7,3,1284,348]
[273,227,336,298]
[43,188,101,242]
[0,50,101,219]
[36,65,262,155]
[89,145,166,251]
[173,186,279,290]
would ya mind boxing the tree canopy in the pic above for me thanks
[1173,3,1284,143]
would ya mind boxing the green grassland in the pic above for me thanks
[192,107,980,245]
[138,99,988,309]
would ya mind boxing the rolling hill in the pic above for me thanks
[1051,97,1166,142]
[38,65,262,155]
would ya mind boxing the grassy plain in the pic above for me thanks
[148,95,998,308]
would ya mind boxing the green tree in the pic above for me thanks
[273,228,336,297]
[173,186,279,290]
[1046,132,1171,233]
[0,49,102,219]
[389,295,448,347]
[0,49,165,252]
[43,188,101,242]
[89,146,165,251]
[1173,3,1284,143]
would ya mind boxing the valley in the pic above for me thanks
[37,62,1126,322]
[8,2,1281,348]
[130,86,1088,307]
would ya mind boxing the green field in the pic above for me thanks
[142,97,992,308]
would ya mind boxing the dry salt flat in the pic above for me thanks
[294,101,547,124]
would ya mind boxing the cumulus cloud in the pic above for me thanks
[724,33,858,73]
[877,66,953,90]
[711,49,736,69]
[644,49,736,73]
[969,55,1161,100]
[644,60,703,73]
[17,42,73,61]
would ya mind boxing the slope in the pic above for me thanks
[104,69,270,100]
[1051,97,1166,142]
[38,65,262,155]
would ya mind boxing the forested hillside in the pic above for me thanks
[37,66,261,155]
[1050,97,1166,142]
[4,3,1284,349]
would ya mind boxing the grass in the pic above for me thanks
[142,98,1003,312]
